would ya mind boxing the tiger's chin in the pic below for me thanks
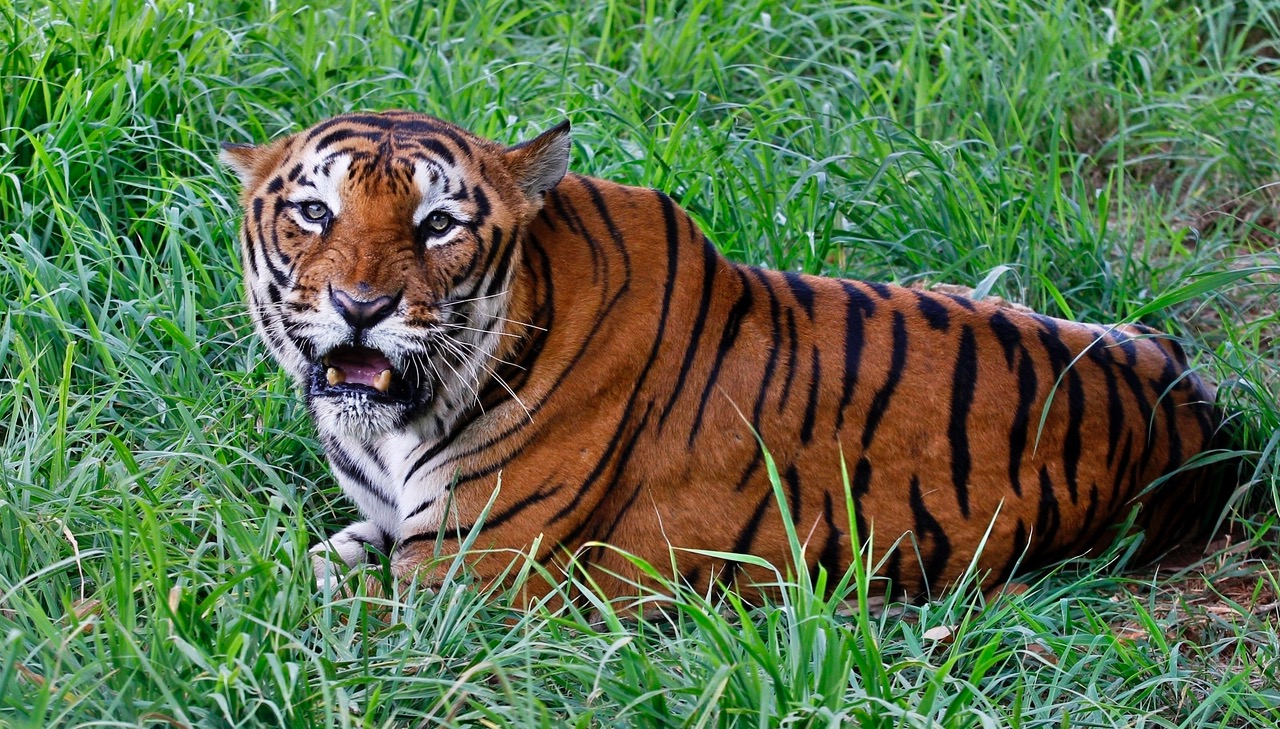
[303,345,430,440]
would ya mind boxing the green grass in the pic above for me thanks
[3,0,1279,725]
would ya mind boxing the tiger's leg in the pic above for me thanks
[310,520,391,587]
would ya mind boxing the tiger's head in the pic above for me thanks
[221,111,570,440]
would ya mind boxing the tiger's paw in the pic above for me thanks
[310,520,392,589]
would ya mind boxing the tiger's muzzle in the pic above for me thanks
[309,345,420,405]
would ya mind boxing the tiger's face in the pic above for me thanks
[221,111,570,440]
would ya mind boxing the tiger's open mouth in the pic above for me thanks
[309,345,415,404]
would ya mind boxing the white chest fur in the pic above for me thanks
[324,431,455,541]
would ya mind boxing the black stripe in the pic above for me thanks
[861,311,909,449]
[459,217,504,285]
[328,445,396,508]
[315,128,379,152]
[865,281,893,299]
[535,195,559,231]
[448,178,469,202]
[268,198,294,267]
[689,266,753,446]
[747,268,783,432]
[732,489,774,556]
[241,228,259,276]
[778,308,799,414]
[1063,361,1086,506]
[344,533,388,565]
[579,177,633,283]
[732,453,762,493]
[991,519,1028,588]
[909,475,952,591]
[465,224,510,298]
[547,189,580,234]
[471,185,492,224]
[255,302,290,354]
[493,232,553,393]
[360,442,388,473]
[565,407,655,549]
[420,125,474,157]
[817,492,844,582]
[801,346,821,444]
[1037,326,1084,504]
[915,291,950,331]
[1087,340,1125,468]
[303,113,395,143]
[481,228,518,300]
[1152,359,1184,474]
[403,496,436,521]
[883,549,903,597]
[850,457,871,548]
[1110,432,1135,507]
[988,311,1021,369]
[835,281,875,431]
[1111,327,1139,365]
[417,138,457,167]
[784,464,802,521]
[683,566,704,590]
[1074,482,1100,554]
[948,325,978,518]
[1033,465,1061,563]
[1116,363,1154,490]
[782,271,816,319]
[403,437,453,488]
[253,199,290,286]
[555,186,604,285]
[1008,348,1038,497]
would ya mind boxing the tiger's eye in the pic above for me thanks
[424,210,453,234]
[300,201,330,223]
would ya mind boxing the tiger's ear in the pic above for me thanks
[219,137,291,191]
[504,121,571,206]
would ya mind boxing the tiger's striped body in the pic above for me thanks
[223,111,1229,601]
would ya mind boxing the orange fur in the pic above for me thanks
[224,111,1234,603]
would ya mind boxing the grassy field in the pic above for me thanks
[3,0,1280,725]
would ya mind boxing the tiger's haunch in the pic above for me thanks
[222,110,1233,602]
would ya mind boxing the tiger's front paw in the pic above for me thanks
[310,521,392,589]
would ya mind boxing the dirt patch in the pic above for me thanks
[1115,532,1279,669]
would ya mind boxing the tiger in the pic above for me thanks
[221,110,1235,604]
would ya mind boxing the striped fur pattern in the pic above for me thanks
[222,111,1232,601]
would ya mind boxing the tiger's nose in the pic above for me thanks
[330,286,400,330]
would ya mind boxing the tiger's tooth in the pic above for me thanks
[326,367,344,386]
[373,369,392,393]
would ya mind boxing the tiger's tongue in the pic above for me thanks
[328,348,392,386]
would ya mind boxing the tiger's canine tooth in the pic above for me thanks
[373,369,392,393]
[326,367,345,386]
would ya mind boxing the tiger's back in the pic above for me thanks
[421,175,1223,598]
[223,111,1231,602]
